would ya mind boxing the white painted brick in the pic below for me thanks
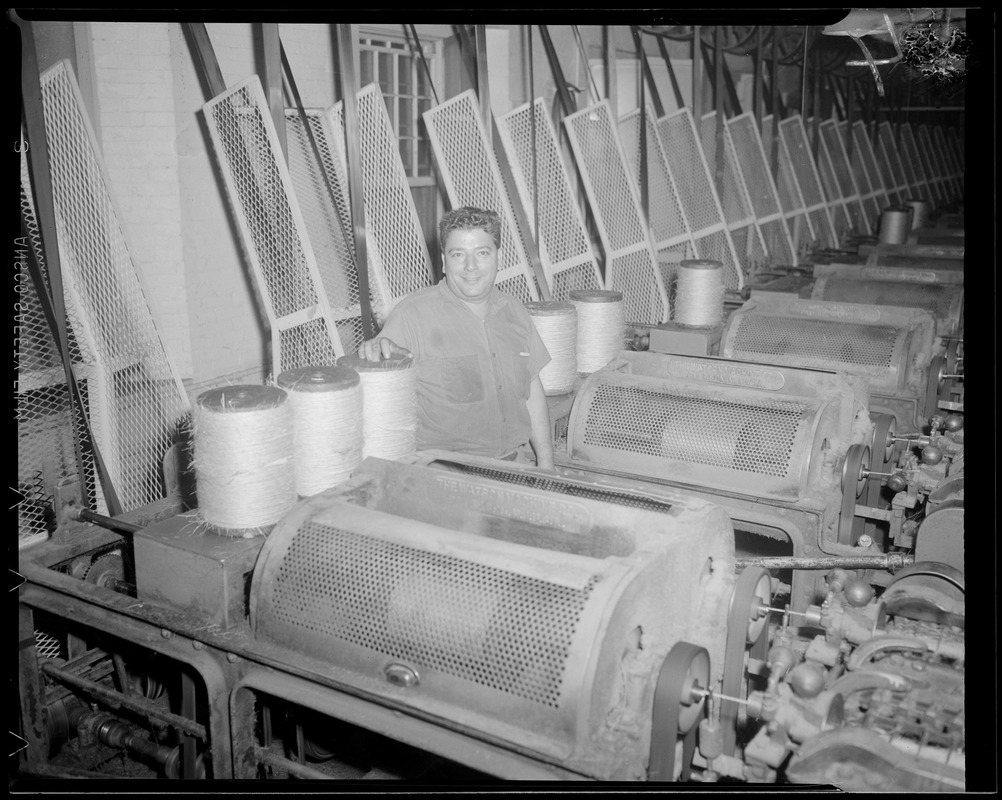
[143,112,175,127]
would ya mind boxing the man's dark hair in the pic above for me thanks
[439,206,502,250]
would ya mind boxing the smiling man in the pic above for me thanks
[358,206,554,468]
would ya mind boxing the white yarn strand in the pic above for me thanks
[527,302,578,395]
[285,382,363,496]
[193,390,296,533]
[357,366,418,461]
[571,291,625,374]
[673,260,724,328]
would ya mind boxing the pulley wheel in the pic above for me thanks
[649,641,710,781]
[839,445,870,546]
[721,567,772,756]
[925,354,947,418]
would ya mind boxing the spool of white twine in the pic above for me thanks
[570,290,625,374]
[525,301,577,395]
[193,384,296,535]
[673,260,725,328]
[277,365,363,496]
[337,352,418,461]
[905,199,931,230]
[879,206,913,244]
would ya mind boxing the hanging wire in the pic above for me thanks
[402,24,440,106]
[572,25,603,105]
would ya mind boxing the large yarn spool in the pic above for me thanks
[905,199,932,230]
[570,290,625,374]
[878,206,913,244]
[337,352,418,461]
[193,385,296,535]
[673,260,725,328]
[525,301,578,395]
[277,365,363,496]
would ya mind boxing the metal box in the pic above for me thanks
[133,512,265,629]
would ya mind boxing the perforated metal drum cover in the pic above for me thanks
[567,369,829,502]
[813,279,962,336]
[730,315,902,368]
[271,519,597,707]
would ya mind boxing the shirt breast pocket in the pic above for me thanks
[422,354,485,404]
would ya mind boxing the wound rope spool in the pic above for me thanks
[192,384,296,536]
[277,365,363,496]
[673,260,725,328]
[337,353,418,461]
[569,289,625,374]
[525,301,577,395]
[878,206,913,245]
[905,198,931,230]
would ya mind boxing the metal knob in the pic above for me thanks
[943,414,964,432]
[921,445,944,465]
[887,473,908,493]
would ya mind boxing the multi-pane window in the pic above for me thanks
[359,35,438,180]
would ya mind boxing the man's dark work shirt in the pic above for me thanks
[378,280,550,458]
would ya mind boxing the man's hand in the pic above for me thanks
[358,337,412,362]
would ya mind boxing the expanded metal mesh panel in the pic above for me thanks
[698,112,763,280]
[618,108,696,254]
[930,126,961,199]
[820,120,869,234]
[580,383,807,478]
[897,124,929,202]
[936,126,963,189]
[496,99,603,300]
[38,60,188,512]
[423,91,539,303]
[913,125,944,204]
[203,76,344,372]
[730,315,900,368]
[271,518,596,707]
[778,117,837,247]
[330,85,434,306]
[946,127,963,164]
[284,109,366,354]
[851,121,892,206]
[656,110,724,234]
[724,114,795,265]
[763,116,817,254]
[917,125,946,197]
[563,101,668,324]
[18,160,101,545]
[877,123,909,200]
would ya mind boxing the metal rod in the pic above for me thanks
[41,661,207,739]
[656,33,685,111]
[71,507,142,534]
[260,23,286,161]
[257,748,349,780]
[736,554,914,571]
[334,24,374,341]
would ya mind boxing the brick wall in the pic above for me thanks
[90,22,193,379]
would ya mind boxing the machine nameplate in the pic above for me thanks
[666,360,786,391]
[801,302,881,323]
[863,267,938,283]
[434,475,593,533]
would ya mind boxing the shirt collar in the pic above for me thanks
[436,277,502,315]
